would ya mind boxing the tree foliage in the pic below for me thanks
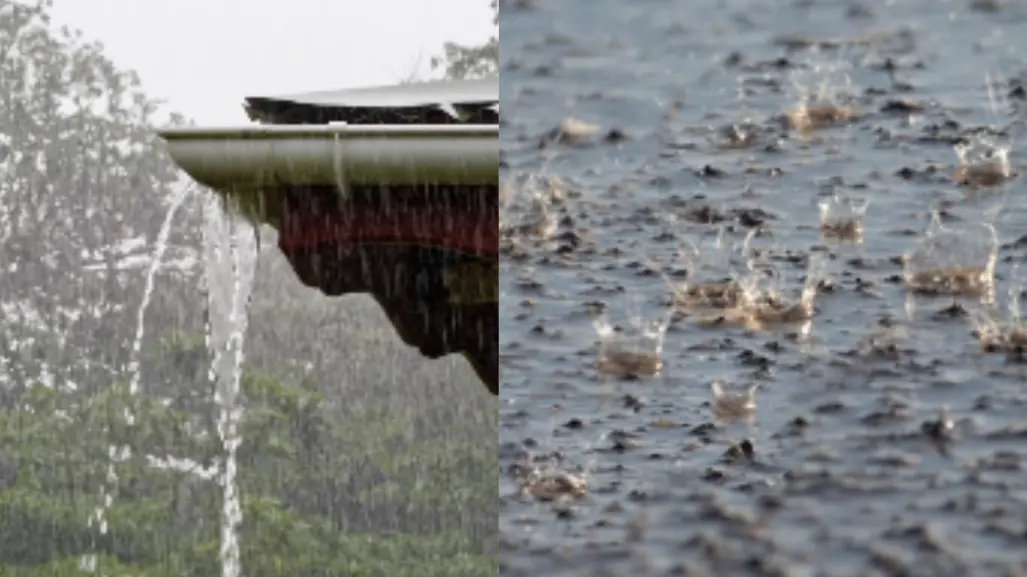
[0,1,497,574]
[0,0,199,399]
[0,360,495,576]
[432,0,498,79]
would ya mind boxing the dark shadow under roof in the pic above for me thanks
[244,77,498,126]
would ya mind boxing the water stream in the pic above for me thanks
[201,194,259,577]
[83,184,192,574]
[81,187,257,577]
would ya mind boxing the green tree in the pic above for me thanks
[0,366,496,576]
[432,0,499,79]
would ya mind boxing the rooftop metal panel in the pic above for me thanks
[244,77,498,126]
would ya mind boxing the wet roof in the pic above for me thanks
[244,77,498,126]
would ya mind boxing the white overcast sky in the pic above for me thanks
[50,0,493,125]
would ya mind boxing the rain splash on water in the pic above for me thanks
[201,193,259,577]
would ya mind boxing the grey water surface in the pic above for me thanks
[499,1,1027,575]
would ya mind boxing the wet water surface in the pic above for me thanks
[499,1,1027,575]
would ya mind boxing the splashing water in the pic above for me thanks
[694,252,820,342]
[593,310,671,379]
[903,211,998,317]
[82,184,193,574]
[970,265,1027,354]
[640,227,756,312]
[784,47,857,132]
[201,193,259,577]
[710,380,760,440]
[953,72,1018,188]
[500,173,562,240]
[789,46,854,106]
[953,138,1012,188]
[818,195,869,242]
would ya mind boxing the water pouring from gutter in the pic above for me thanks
[201,194,258,577]
[83,182,257,577]
[84,184,193,574]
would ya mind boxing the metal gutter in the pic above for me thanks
[157,123,498,191]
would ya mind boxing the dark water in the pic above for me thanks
[499,1,1027,575]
